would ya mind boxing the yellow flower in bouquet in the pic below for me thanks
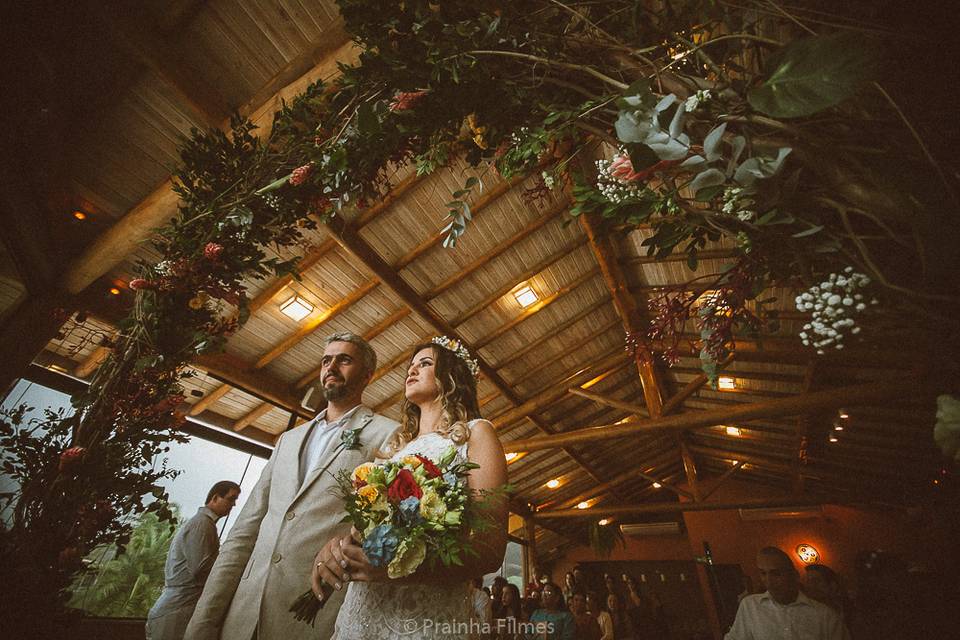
[357,485,379,505]
[419,487,447,523]
[401,455,422,468]
[352,462,375,486]
[388,537,427,579]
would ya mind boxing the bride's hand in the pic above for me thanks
[339,537,389,582]
[312,534,354,600]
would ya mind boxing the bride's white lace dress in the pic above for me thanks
[331,425,478,639]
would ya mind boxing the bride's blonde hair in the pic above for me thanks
[386,342,481,454]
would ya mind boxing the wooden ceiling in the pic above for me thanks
[3,1,945,557]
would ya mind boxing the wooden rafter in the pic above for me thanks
[63,40,359,296]
[536,496,829,519]
[504,378,922,453]
[701,461,747,501]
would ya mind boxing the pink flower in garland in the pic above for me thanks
[389,90,429,112]
[608,154,644,182]
[59,447,87,473]
[289,164,314,186]
[129,278,154,291]
[203,242,224,261]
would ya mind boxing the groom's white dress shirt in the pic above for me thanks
[298,405,361,487]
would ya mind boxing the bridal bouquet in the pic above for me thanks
[290,446,482,625]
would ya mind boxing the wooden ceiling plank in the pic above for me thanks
[536,496,828,520]
[188,382,233,416]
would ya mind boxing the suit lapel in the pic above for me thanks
[292,406,374,503]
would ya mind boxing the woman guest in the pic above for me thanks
[598,593,634,640]
[529,582,575,640]
[495,583,524,640]
[569,592,601,640]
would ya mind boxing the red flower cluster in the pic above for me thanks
[389,90,429,112]
[387,468,423,503]
[289,164,314,186]
[203,242,224,261]
[415,455,442,479]
[129,278,155,291]
[58,447,87,473]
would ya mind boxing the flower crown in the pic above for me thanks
[431,336,480,379]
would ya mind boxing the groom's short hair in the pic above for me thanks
[324,331,377,375]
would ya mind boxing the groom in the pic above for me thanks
[185,332,399,640]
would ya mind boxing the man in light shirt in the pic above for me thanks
[725,546,848,640]
[185,332,399,640]
[146,480,241,640]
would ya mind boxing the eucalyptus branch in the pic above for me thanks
[466,50,629,91]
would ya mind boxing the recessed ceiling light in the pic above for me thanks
[73,211,88,221]
[718,376,736,390]
[109,287,121,296]
[833,424,844,431]
[546,479,561,489]
[725,426,742,437]
[576,501,590,510]
[513,285,538,308]
[505,452,519,462]
[838,409,849,419]
[652,482,662,489]
[731,460,739,466]
[279,295,314,321]
[598,518,611,526]
[828,435,839,443]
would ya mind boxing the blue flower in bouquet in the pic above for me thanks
[362,524,399,567]
[443,471,460,487]
[399,496,423,526]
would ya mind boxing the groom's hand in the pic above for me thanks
[312,535,353,600]
[340,538,388,582]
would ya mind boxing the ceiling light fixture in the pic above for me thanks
[505,452,519,462]
[725,426,742,437]
[838,409,849,419]
[513,285,538,308]
[828,435,839,443]
[109,287,121,296]
[279,294,314,321]
[576,501,590,510]
[598,518,611,526]
[546,479,561,489]
[718,376,736,390]
[73,211,88,221]
[652,482,662,489]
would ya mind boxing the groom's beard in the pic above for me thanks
[322,375,359,401]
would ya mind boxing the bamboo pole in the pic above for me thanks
[536,496,829,519]
[504,379,919,453]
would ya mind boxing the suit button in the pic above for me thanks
[285,511,295,521]
[271,552,282,564]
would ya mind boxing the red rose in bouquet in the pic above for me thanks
[387,468,422,503]
[415,454,442,479]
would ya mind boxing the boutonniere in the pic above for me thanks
[340,428,362,451]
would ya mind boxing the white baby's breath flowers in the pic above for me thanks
[595,158,642,204]
[541,171,556,189]
[721,187,755,221]
[795,267,877,354]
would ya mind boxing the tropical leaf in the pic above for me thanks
[748,33,880,118]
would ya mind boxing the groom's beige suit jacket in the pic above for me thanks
[184,406,398,640]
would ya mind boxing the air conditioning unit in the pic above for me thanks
[620,522,682,537]
[738,506,823,521]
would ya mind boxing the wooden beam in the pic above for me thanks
[678,438,702,501]
[63,40,360,295]
[426,197,570,300]
[492,351,629,429]
[496,297,610,369]
[233,403,275,432]
[194,352,311,419]
[567,387,647,415]
[536,496,830,519]
[701,461,747,501]
[632,469,695,500]
[661,354,735,415]
[188,383,233,416]
[503,379,926,453]
[579,210,664,416]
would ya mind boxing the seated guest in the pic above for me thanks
[530,582,575,640]
[563,571,578,602]
[569,592,601,640]
[491,576,508,619]
[726,547,848,640]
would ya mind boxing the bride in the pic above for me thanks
[312,337,508,639]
